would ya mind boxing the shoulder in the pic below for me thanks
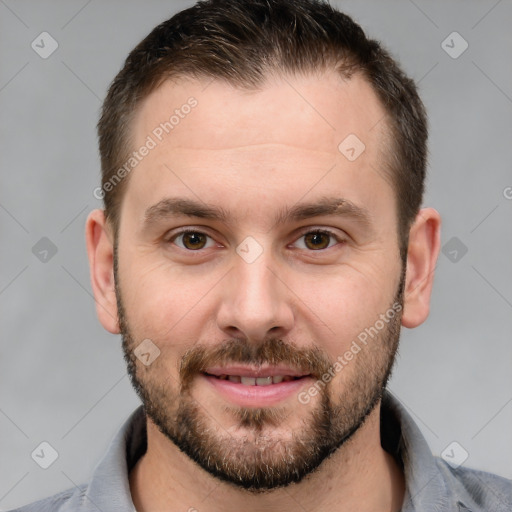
[7,484,87,512]
[435,457,512,511]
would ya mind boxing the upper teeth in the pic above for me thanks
[215,375,296,385]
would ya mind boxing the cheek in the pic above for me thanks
[291,267,393,348]
[118,254,221,341]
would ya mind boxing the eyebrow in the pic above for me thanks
[143,196,373,230]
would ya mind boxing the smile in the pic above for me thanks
[204,374,304,385]
[200,366,313,407]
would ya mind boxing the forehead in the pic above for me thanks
[121,70,393,229]
[133,71,387,153]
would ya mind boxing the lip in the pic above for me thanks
[204,365,310,378]
[201,372,313,407]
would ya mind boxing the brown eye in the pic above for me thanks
[303,231,331,250]
[173,231,213,250]
[293,229,341,251]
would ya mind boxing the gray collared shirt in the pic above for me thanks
[9,391,512,511]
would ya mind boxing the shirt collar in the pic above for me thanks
[84,405,146,511]
[380,391,458,511]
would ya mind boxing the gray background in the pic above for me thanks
[1,0,511,509]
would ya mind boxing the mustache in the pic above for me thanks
[179,338,333,391]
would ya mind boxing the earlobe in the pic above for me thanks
[85,209,120,334]
[401,208,441,329]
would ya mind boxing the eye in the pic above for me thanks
[170,230,216,250]
[293,229,343,250]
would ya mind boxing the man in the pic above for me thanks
[11,0,511,511]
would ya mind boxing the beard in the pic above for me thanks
[115,247,405,492]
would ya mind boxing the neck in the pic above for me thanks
[129,402,405,512]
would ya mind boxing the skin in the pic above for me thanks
[86,70,441,512]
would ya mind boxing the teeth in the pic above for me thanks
[256,376,272,386]
[212,374,300,385]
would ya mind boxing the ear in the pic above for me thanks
[401,207,441,328]
[85,209,120,334]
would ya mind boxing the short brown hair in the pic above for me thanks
[98,0,427,261]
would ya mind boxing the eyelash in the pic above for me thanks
[167,228,345,252]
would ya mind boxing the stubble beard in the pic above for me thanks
[115,246,405,492]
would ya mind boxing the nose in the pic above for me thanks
[216,250,295,342]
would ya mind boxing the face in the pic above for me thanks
[114,71,405,490]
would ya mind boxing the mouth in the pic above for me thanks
[200,365,313,407]
[203,373,306,385]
